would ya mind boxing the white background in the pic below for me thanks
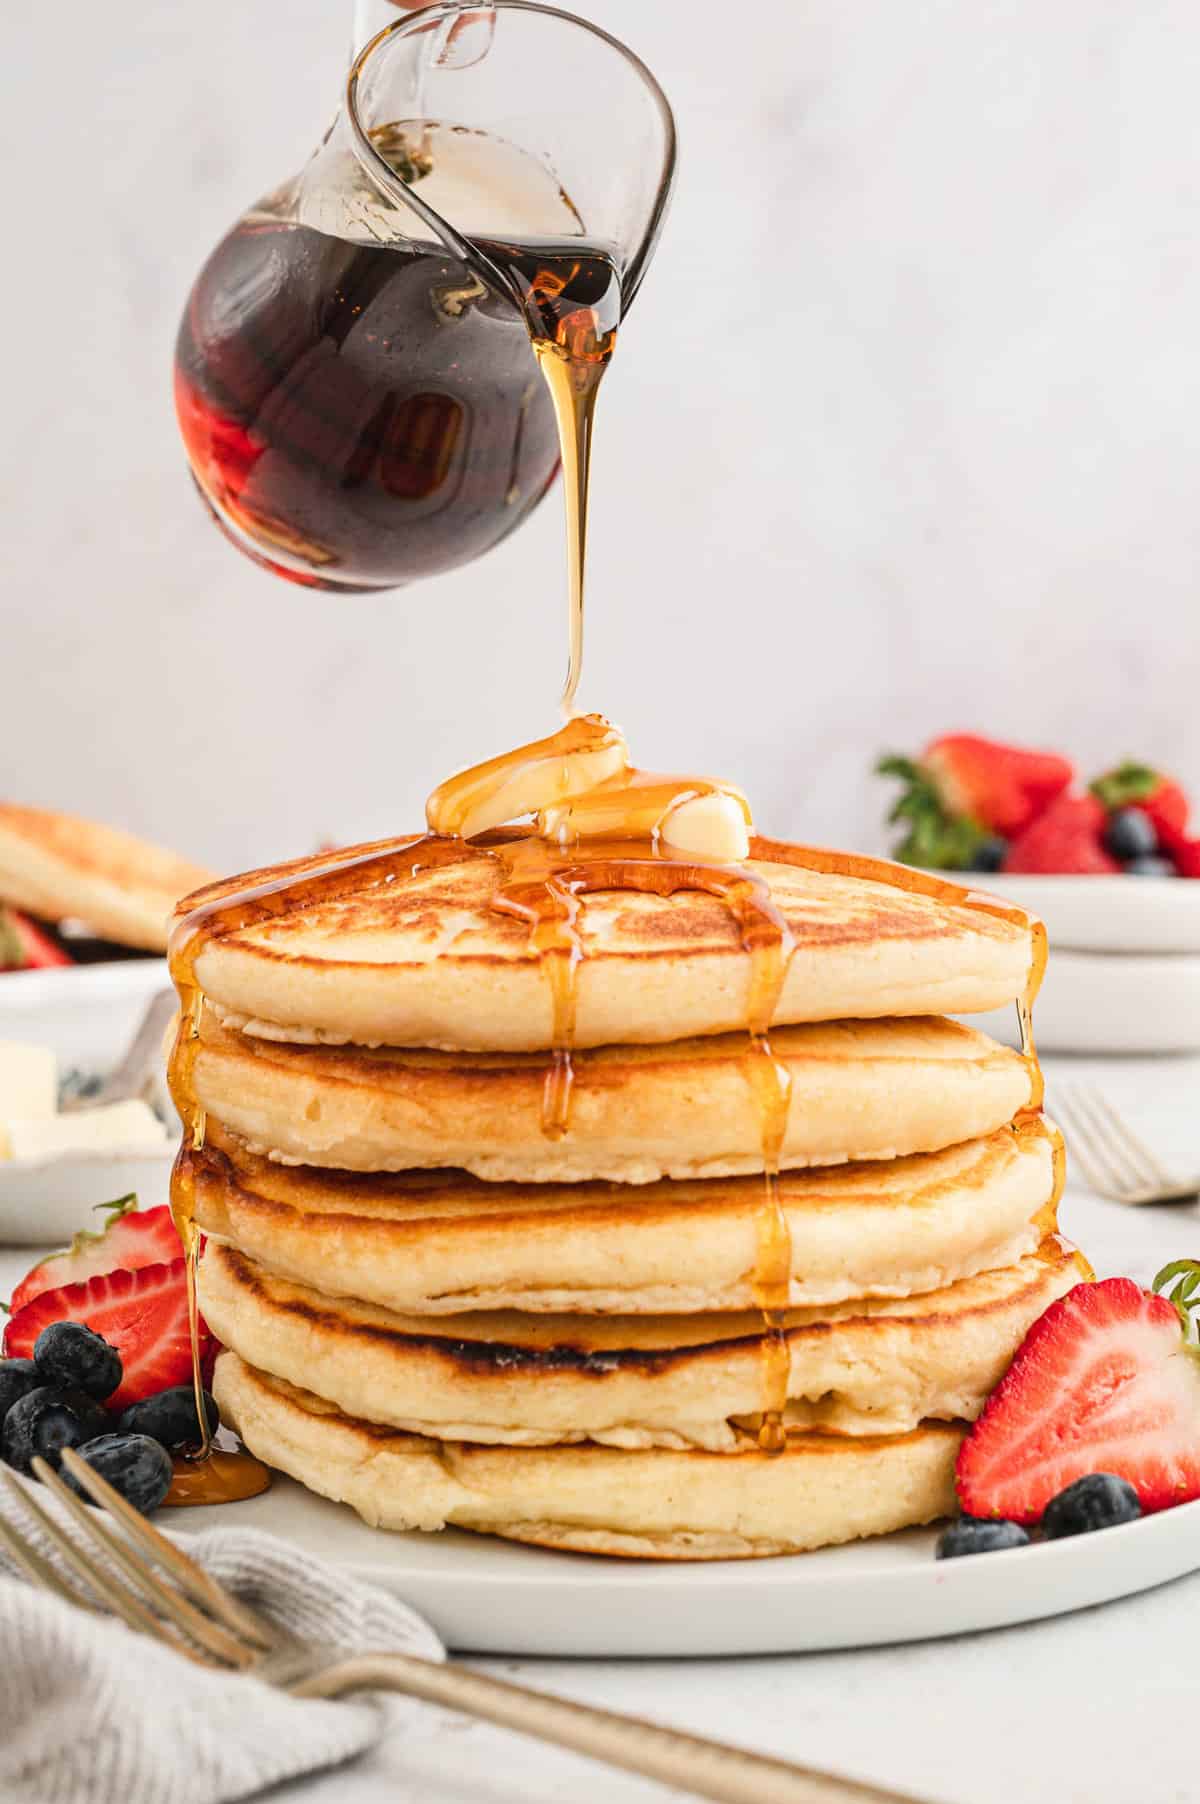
[3,0,1199,876]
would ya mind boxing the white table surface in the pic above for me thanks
[3,1052,1198,1804]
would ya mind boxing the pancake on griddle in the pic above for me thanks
[0,803,213,951]
[192,1118,1059,1314]
[214,1352,964,1559]
[181,832,1034,1053]
[191,1010,1035,1183]
[201,1238,1085,1451]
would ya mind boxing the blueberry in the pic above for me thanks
[0,1360,43,1422]
[1042,1473,1141,1539]
[936,1516,1030,1559]
[1105,807,1157,861]
[0,1386,110,1474]
[968,836,1008,874]
[1124,855,1176,877]
[118,1386,219,1452]
[64,1433,173,1516]
[33,1322,122,1401]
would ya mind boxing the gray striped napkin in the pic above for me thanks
[0,1473,445,1804]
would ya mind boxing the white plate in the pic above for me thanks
[0,959,170,1068]
[964,872,1200,955]
[0,961,174,1244]
[166,1478,1200,1655]
[970,946,1200,1054]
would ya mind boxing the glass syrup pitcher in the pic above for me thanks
[174,1,676,606]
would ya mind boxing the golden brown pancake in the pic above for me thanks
[192,1118,1059,1314]
[181,833,1035,1052]
[200,1238,1086,1451]
[214,1352,963,1558]
[192,1010,1036,1183]
[0,804,213,951]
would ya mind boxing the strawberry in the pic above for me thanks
[3,1261,212,1413]
[956,1270,1200,1524]
[0,907,72,971]
[1091,764,1191,849]
[877,735,1074,869]
[1171,839,1200,879]
[1002,793,1120,875]
[9,1197,183,1315]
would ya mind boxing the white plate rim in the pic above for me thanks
[166,1479,1200,1656]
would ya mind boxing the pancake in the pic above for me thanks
[181,832,1035,1052]
[192,1119,1060,1314]
[192,1012,1035,1183]
[0,804,213,951]
[200,1238,1086,1451]
[213,1353,963,1558]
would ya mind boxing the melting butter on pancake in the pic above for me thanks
[200,1238,1085,1452]
[214,1352,963,1558]
[191,1010,1035,1183]
[181,833,1034,1053]
[0,803,213,951]
[192,1119,1059,1315]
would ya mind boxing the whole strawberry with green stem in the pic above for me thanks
[877,734,1074,870]
[1091,763,1190,848]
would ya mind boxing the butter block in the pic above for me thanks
[0,1099,168,1163]
[0,1041,58,1121]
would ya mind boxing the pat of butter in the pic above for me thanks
[0,1099,169,1164]
[427,714,628,840]
[0,1041,58,1122]
[659,794,751,862]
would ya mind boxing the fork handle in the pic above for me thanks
[292,1653,923,1804]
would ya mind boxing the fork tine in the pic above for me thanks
[1064,1087,1162,1194]
[1052,1090,1128,1198]
[33,1458,257,1669]
[0,1468,193,1652]
[1076,1087,1178,1190]
[0,1492,97,1611]
[58,1450,278,1652]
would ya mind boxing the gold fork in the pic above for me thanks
[0,1449,924,1804]
[1053,1085,1200,1206]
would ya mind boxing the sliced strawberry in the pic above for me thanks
[956,1276,1200,1523]
[0,907,72,971]
[924,735,1074,838]
[3,1261,212,1413]
[1092,764,1190,847]
[9,1198,184,1315]
[1003,793,1120,875]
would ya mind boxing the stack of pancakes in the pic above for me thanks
[182,836,1085,1558]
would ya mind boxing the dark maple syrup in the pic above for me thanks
[175,221,567,591]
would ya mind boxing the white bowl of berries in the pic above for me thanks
[878,737,1200,1051]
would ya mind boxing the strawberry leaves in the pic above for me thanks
[875,755,990,870]
[1153,1260,1200,1344]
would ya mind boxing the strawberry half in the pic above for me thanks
[0,907,72,971]
[9,1197,184,1315]
[956,1274,1200,1523]
[3,1261,212,1413]
[1002,793,1120,875]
